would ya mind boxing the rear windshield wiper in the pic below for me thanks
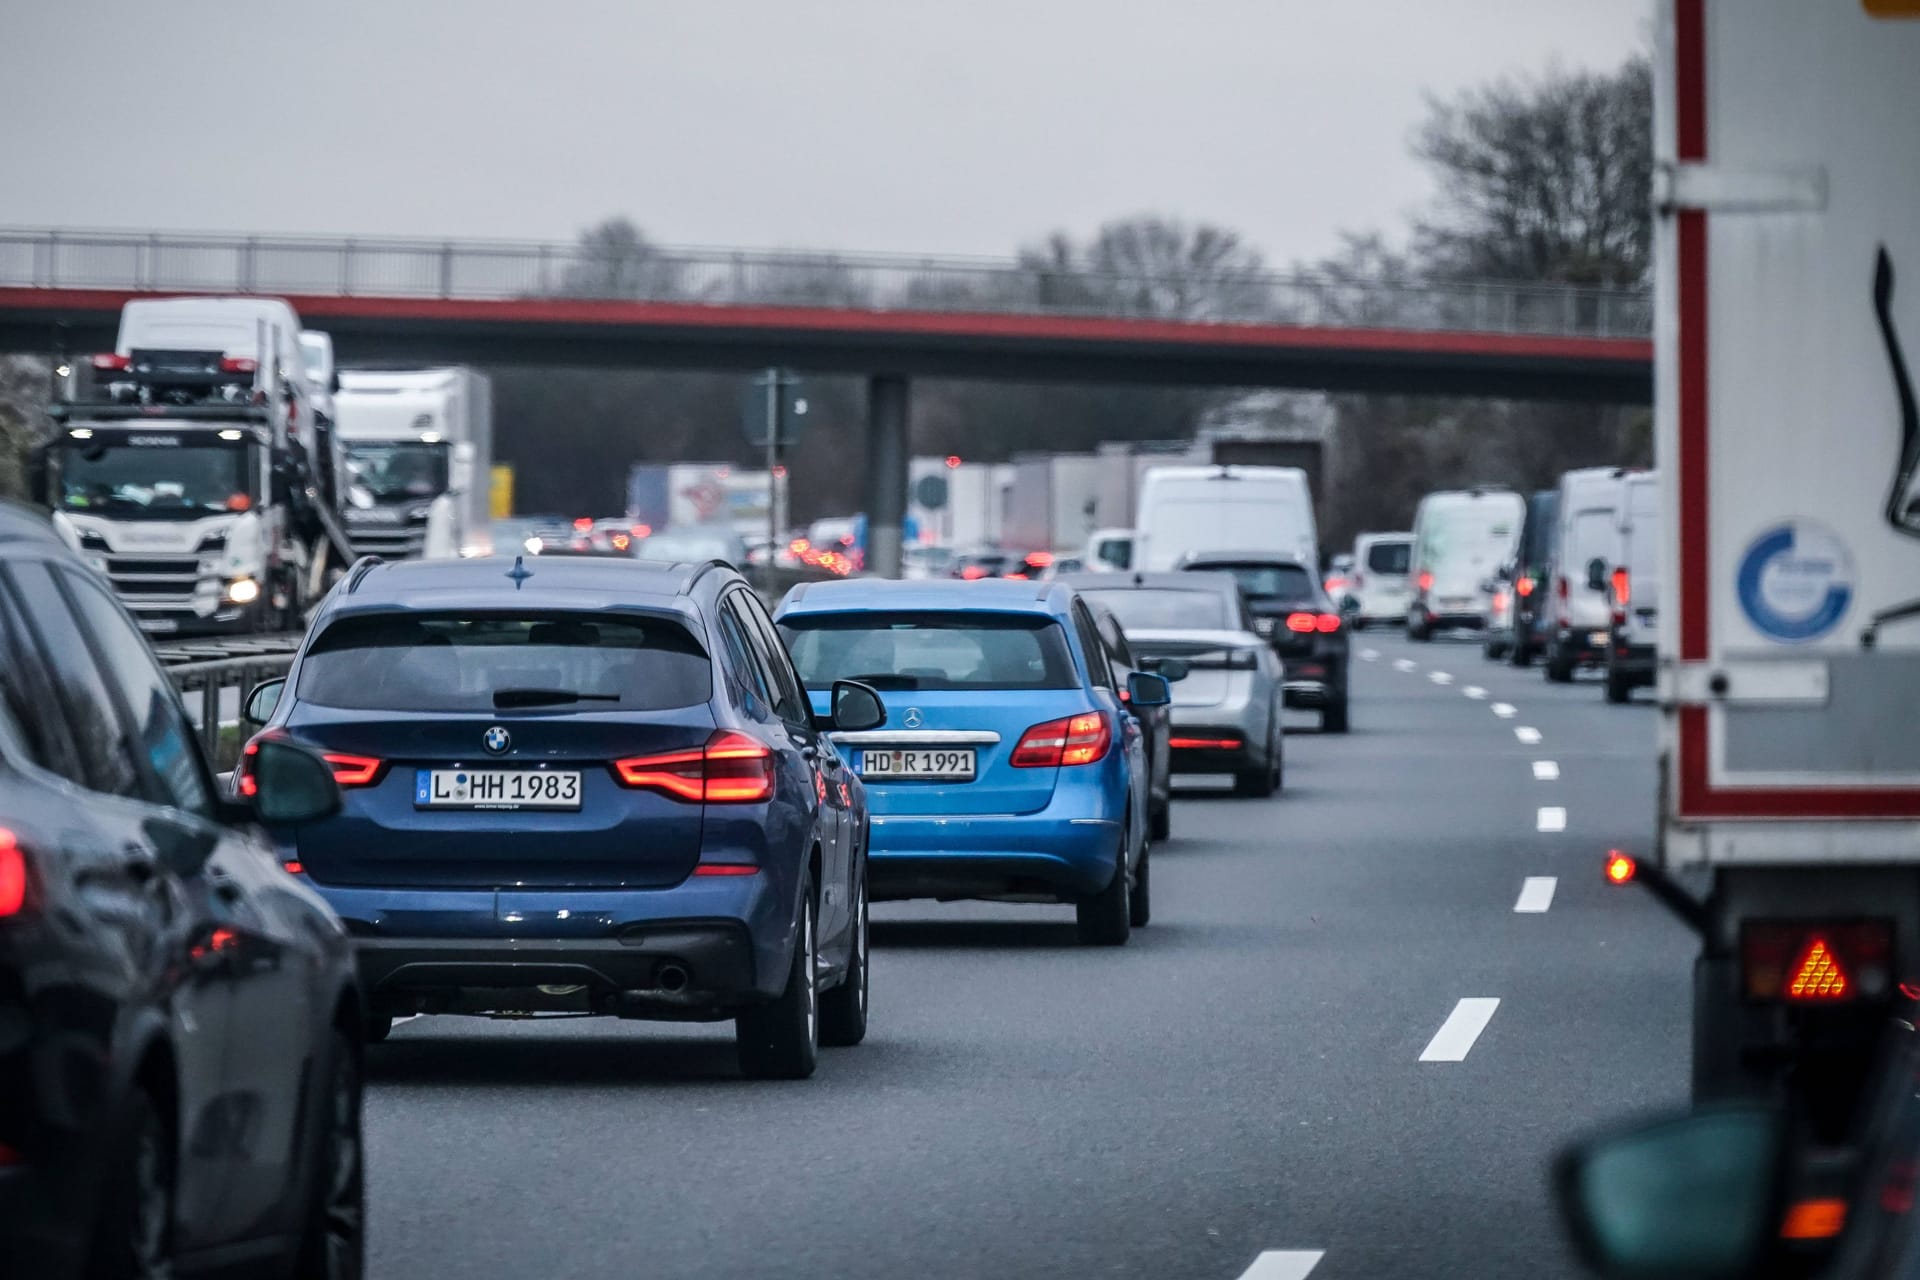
[492,688,622,708]
[845,673,921,690]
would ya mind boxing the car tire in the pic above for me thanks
[1408,613,1432,642]
[1128,837,1151,929]
[1605,663,1632,704]
[1544,642,1575,683]
[1322,700,1349,734]
[1508,635,1533,668]
[819,867,868,1048]
[1150,799,1171,843]
[363,1014,393,1044]
[1235,729,1280,797]
[1075,830,1132,946]
[1484,634,1509,661]
[737,874,820,1079]
[89,1086,174,1280]
[292,1027,365,1280]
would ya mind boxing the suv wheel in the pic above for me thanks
[819,868,868,1048]
[737,873,820,1079]
[1075,829,1132,946]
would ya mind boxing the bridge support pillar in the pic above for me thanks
[865,373,909,579]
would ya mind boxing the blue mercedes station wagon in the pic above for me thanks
[775,579,1169,945]
[241,554,886,1080]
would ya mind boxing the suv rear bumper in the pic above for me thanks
[310,874,793,1013]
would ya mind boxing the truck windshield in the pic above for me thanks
[57,439,257,519]
[345,441,449,503]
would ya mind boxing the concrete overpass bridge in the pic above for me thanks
[0,226,1652,573]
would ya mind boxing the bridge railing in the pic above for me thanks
[0,227,1652,339]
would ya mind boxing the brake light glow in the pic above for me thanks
[90,352,131,372]
[1742,921,1892,1002]
[573,516,594,532]
[960,565,988,580]
[322,753,383,787]
[282,861,304,875]
[219,356,258,375]
[1416,571,1433,593]
[1170,736,1242,750]
[1314,612,1342,633]
[1026,551,1054,569]
[0,828,25,917]
[1286,612,1317,633]
[1779,1198,1848,1240]
[693,863,760,876]
[614,730,774,803]
[1604,851,1637,884]
[1011,713,1111,768]
[1515,575,1536,598]
[237,737,263,797]
[1324,576,1347,593]
[1557,575,1569,601]
[1611,567,1630,608]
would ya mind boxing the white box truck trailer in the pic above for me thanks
[335,368,494,561]
[1639,0,1920,1137]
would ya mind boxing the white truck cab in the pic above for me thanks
[334,368,493,561]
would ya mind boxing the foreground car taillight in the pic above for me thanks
[615,730,774,803]
[0,828,27,917]
[1741,921,1893,1002]
[1011,712,1111,768]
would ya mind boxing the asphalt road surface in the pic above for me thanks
[361,629,1693,1280]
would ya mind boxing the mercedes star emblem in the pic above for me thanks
[903,707,924,729]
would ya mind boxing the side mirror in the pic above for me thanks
[243,678,285,727]
[1149,657,1190,683]
[245,739,343,825]
[329,370,342,395]
[829,679,886,733]
[1586,558,1609,592]
[1556,1105,1782,1279]
[143,814,218,876]
[1127,671,1172,707]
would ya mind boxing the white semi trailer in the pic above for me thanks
[334,368,494,561]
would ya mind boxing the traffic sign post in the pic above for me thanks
[747,369,808,556]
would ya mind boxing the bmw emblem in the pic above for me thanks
[483,726,511,755]
[903,707,925,729]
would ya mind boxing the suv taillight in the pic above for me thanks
[0,828,26,917]
[1742,921,1894,1003]
[238,732,383,793]
[615,730,774,803]
[1011,713,1111,768]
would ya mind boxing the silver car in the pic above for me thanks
[1057,572,1284,797]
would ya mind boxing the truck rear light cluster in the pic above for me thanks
[1741,921,1893,1002]
[615,731,774,803]
[1011,713,1111,768]
[219,356,258,375]
[89,353,131,372]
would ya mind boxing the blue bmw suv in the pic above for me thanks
[242,554,886,1079]
[775,579,1168,946]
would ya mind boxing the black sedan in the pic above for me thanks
[1177,553,1351,733]
[0,504,364,1279]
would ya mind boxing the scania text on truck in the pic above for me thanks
[1638,0,1920,1139]
[334,368,494,560]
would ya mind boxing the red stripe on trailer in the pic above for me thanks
[1678,709,1920,818]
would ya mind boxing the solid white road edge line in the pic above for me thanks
[1514,876,1558,913]
[1429,670,1454,685]
[1236,1251,1325,1280]
[1463,685,1487,699]
[1420,998,1500,1062]
[1514,726,1542,744]
[1532,760,1560,781]
[1537,806,1568,832]
[1491,702,1517,718]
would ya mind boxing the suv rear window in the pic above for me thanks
[1366,542,1411,574]
[778,612,1077,691]
[297,611,711,712]
[1190,563,1312,601]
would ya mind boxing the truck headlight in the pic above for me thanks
[226,576,261,605]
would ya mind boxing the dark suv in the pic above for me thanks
[244,554,886,1080]
[1175,553,1351,733]
[0,503,361,1278]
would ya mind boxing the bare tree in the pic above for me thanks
[0,355,48,503]
[557,217,685,300]
[1017,217,1276,321]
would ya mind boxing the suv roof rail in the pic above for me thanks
[679,559,733,595]
[344,555,384,593]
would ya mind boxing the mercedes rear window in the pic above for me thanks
[1192,564,1312,600]
[778,612,1078,691]
[1366,542,1412,574]
[297,611,711,712]
[1072,588,1229,631]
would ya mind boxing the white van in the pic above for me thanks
[1084,526,1136,572]
[1346,531,1414,627]
[1543,466,1636,681]
[1602,471,1661,702]
[299,329,339,426]
[1406,488,1524,639]
[1135,465,1316,573]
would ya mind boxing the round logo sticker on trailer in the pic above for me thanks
[1736,521,1855,643]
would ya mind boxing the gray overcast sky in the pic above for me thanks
[0,0,1645,264]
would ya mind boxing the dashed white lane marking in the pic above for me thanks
[1514,876,1558,913]
[1235,1251,1324,1280]
[1428,670,1454,685]
[1360,648,1379,661]
[1491,702,1517,718]
[1532,760,1560,781]
[1537,806,1568,832]
[1392,658,1417,672]
[1420,998,1500,1062]
[1514,726,1542,744]
[1462,685,1487,699]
